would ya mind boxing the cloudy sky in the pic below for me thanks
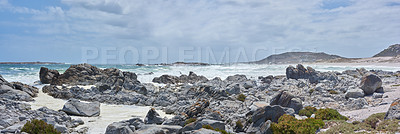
[0,0,399,64]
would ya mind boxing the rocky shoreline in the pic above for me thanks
[1,63,400,133]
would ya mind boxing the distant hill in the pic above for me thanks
[373,44,400,57]
[252,52,345,64]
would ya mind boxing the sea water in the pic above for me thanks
[1,64,400,85]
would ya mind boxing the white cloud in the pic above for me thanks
[1,0,400,61]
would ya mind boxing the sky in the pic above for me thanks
[0,0,399,64]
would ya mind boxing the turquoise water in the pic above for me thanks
[1,64,399,85]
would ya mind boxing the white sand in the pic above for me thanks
[340,85,400,121]
[28,85,174,134]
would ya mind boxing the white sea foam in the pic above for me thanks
[2,64,400,84]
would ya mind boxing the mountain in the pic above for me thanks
[373,44,400,57]
[252,52,345,64]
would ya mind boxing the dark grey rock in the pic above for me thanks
[105,122,135,134]
[152,72,208,84]
[251,105,294,123]
[39,67,60,84]
[62,99,100,117]
[162,115,186,126]
[226,83,241,95]
[144,108,165,125]
[360,73,382,95]
[270,91,302,113]
[225,74,248,83]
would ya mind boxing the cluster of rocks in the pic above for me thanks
[1,75,38,101]
[0,74,86,133]
[36,63,400,133]
[40,63,145,93]
[105,106,226,134]
[286,64,338,83]
[152,71,208,84]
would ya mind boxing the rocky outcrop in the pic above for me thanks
[360,73,382,95]
[47,64,143,92]
[39,67,60,84]
[144,108,165,125]
[286,64,338,83]
[0,98,84,133]
[62,99,100,117]
[0,75,38,101]
[152,72,208,84]
[270,91,303,113]
[385,98,400,120]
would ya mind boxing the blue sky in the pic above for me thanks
[0,0,399,64]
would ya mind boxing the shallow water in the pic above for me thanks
[28,85,173,134]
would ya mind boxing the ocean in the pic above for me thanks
[1,63,400,84]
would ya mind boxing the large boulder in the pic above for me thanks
[385,98,400,120]
[62,99,100,117]
[270,91,303,113]
[144,108,165,125]
[39,67,60,84]
[360,73,382,95]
